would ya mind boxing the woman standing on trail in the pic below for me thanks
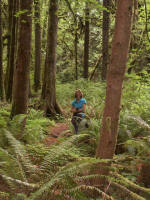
[71,89,87,133]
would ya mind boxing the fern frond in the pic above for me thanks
[112,182,145,200]
[0,147,27,181]
[66,185,114,200]
[0,174,39,189]
[57,157,113,177]
[114,173,150,198]
[3,129,39,174]
[41,134,90,172]
[27,176,60,200]
[128,115,150,132]
[28,157,114,200]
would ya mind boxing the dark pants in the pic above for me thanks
[71,113,84,133]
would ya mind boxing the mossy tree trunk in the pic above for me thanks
[45,0,62,117]
[11,0,33,117]
[5,0,13,98]
[0,0,4,100]
[41,53,47,100]
[34,0,41,92]
[101,0,110,81]
[5,0,18,102]
[83,3,90,79]
[75,28,78,80]
[96,0,133,186]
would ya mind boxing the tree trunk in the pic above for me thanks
[41,12,48,100]
[34,0,41,92]
[11,0,33,117]
[97,0,133,159]
[41,8,48,51]
[41,53,47,100]
[90,56,102,81]
[64,0,78,80]
[5,0,13,96]
[0,0,4,100]
[45,0,62,117]
[101,0,110,80]
[5,0,18,102]
[96,0,133,186]
[75,29,78,80]
[83,3,90,79]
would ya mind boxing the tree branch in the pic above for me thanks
[64,0,76,22]
[144,0,150,43]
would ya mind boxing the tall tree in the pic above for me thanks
[34,0,41,92]
[5,0,13,98]
[75,24,78,80]
[11,0,33,117]
[41,54,47,100]
[96,0,133,183]
[45,0,62,117]
[83,3,90,79]
[64,0,78,80]
[5,0,18,101]
[0,0,4,100]
[101,0,110,80]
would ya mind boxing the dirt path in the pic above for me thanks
[44,123,70,146]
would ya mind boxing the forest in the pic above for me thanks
[0,0,150,199]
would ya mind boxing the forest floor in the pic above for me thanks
[44,122,70,146]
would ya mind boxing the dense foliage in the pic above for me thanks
[0,78,150,199]
[0,0,150,199]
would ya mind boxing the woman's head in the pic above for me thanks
[75,89,83,100]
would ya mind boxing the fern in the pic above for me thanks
[111,182,145,200]
[128,115,150,132]
[41,134,90,173]
[3,129,38,172]
[1,128,149,200]
[0,147,27,181]
[0,174,38,189]
[113,173,150,199]
[28,158,113,200]
[67,185,114,200]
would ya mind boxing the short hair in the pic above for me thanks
[75,89,83,99]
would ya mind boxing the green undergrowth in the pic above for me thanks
[1,129,150,200]
[57,78,150,154]
[0,78,150,199]
[0,107,55,146]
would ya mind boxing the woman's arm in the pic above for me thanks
[71,106,77,113]
[82,104,86,112]
[71,104,86,113]
[75,104,86,113]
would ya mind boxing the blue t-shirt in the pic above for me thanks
[72,98,87,111]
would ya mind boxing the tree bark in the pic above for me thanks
[34,0,41,92]
[45,0,62,117]
[64,0,78,80]
[101,0,110,81]
[41,9,48,100]
[96,0,133,187]
[11,0,33,117]
[41,53,47,100]
[5,0,13,97]
[75,29,78,80]
[0,0,4,100]
[5,0,18,102]
[83,3,90,79]
[97,0,133,159]
[90,56,102,81]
